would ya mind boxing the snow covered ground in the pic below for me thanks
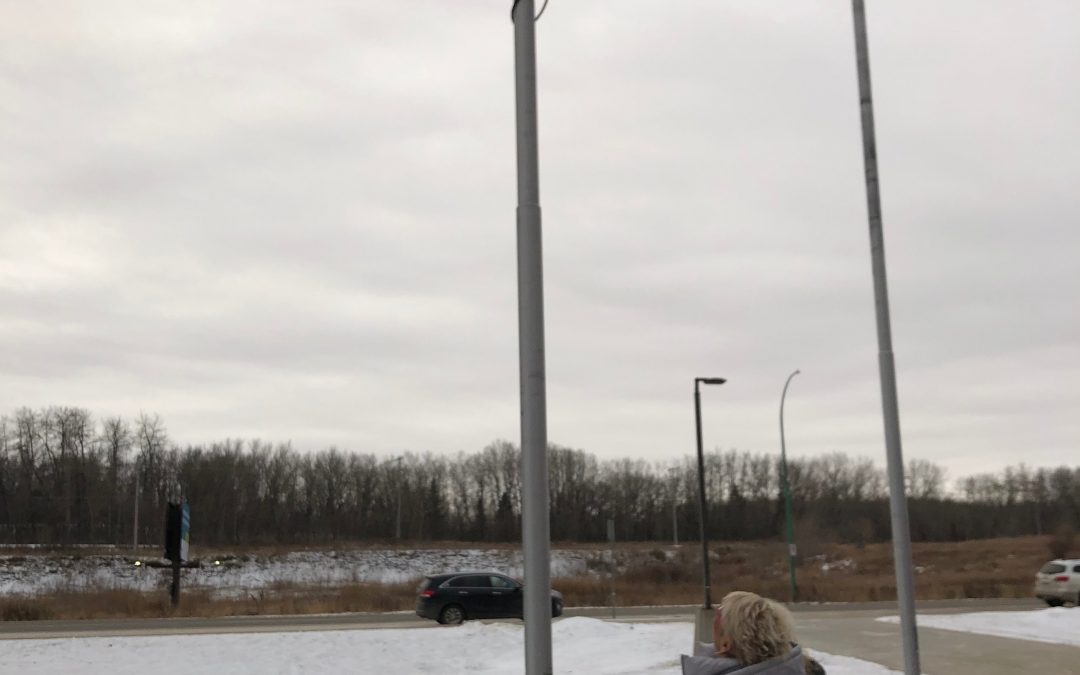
[2,617,900,675]
[878,607,1080,647]
[0,548,594,597]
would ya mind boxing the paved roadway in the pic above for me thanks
[791,601,1078,675]
[1,598,1075,674]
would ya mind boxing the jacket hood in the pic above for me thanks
[681,644,807,675]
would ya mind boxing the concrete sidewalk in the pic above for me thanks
[794,607,1079,675]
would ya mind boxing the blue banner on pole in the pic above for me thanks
[180,501,190,562]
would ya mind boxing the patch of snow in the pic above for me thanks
[0,548,593,597]
[820,558,856,574]
[0,617,902,675]
[808,651,908,675]
[877,608,1080,646]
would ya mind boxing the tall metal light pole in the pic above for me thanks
[669,467,679,547]
[132,461,140,551]
[850,2,921,674]
[393,456,404,541]
[778,369,800,604]
[512,2,553,673]
[694,377,726,609]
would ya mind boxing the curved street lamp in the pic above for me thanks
[779,369,800,603]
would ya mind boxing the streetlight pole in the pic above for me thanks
[850,3,920,674]
[133,462,140,551]
[393,457,404,541]
[512,2,553,673]
[779,369,800,604]
[132,454,145,551]
[669,467,679,547]
[694,377,726,609]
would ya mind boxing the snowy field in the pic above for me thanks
[2,617,900,675]
[878,607,1080,647]
[0,548,595,597]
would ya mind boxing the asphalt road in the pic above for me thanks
[792,601,1079,675]
[2,598,1075,674]
[0,597,1043,639]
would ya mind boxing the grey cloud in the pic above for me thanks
[1,0,1076,478]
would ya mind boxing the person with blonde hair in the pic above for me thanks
[681,591,825,675]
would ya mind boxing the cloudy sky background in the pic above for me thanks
[2,1,1077,480]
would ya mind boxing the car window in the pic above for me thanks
[490,575,517,589]
[1073,565,1080,574]
[1041,563,1066,574]
[447,575,491,588]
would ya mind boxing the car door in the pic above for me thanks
[446,575,494,618]
[488,574,523,618]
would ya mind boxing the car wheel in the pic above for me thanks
[439,604,466,625]
[1046,598,1064,608]
[551,599,563,617]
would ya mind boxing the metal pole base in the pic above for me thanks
[692,606,715,653]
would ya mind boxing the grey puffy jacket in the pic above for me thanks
[681,643,810,675]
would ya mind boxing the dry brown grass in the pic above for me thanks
[0,536,1053,620]
[555,536,1049,607]
[0,580,420,621]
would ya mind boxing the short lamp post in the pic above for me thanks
[779,369,800,604]
[694,376,726,609]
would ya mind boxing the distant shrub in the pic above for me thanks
[1048,524,1076,559]
[1,600,54,621]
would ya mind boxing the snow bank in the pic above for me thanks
[0,548,593,597]
[1,617,900,675]
[877,607,1080,646]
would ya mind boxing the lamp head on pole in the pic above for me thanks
[695,377,727,391]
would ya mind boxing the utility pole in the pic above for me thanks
[850,2,921,674]
[512,1,553,673]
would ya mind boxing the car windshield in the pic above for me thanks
[1040,563,1066,574]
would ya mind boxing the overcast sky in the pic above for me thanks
[2,1,1077,480]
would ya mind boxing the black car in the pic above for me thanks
[415,572,564,625]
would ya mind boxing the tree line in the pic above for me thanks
[0,406,1077,547]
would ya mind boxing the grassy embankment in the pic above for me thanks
[0,535,1055,621]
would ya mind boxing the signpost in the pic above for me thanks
[164,500,190,607]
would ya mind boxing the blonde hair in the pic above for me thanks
[717,591,794,665]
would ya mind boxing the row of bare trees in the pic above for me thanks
[1,407,1077,547]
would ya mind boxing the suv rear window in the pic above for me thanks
[1041,563,1067,574]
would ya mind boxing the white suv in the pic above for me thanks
[1035,559,1080,607]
